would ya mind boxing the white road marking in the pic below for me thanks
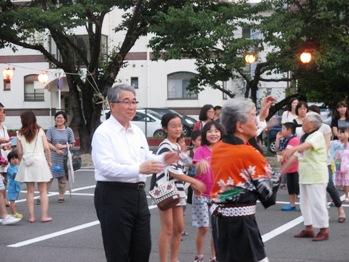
[17,185,96,203]
[8,188,348,248]
[262,216,304,242]
[7,221,100,248]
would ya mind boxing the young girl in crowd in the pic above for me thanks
[193,104,215,131]
[331,101,349,139]
[155,113,205,262]
[6,150,22,218]
[331,128,349,202]
[192,121,224,262]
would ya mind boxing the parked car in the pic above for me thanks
[100,109,165,137]
[143,108,196,137]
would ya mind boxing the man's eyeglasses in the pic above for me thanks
[114,100,139,106]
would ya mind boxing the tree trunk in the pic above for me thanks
[66,75,100,153]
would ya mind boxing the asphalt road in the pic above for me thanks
[1,169,349,262]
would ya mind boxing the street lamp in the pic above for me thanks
[2,67,15,90]
[244,53,257,64]
[299,51,312,64]
[38,72,49,84]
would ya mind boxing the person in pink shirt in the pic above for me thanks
[192,121,224,262]
[276,122,300,211]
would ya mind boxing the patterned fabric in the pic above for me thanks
[211,135,277,208]
[192,195,210,227]
[210,134,277,262]
[155,139,186,205]
[46,127,75,178]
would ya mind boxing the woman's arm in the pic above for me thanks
[42,132,52,167]
[16,139,23,161]
[169,171,205,193]
[283,142,313,159]
[332,126,338,139]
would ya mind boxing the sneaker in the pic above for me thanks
[194,255,204,262]
[14,213,23,219]
[1,215,21,225]
[281,204,296,211]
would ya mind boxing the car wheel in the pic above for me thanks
[269,140,277,154]
[153,129,166,138]
[182,126,191,137]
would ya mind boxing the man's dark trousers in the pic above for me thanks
[94,181,151,262]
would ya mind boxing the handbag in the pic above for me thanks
[22,135,39,167]
[149,173,180,211]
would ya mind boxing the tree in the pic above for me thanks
[148,1,293,105]
[261,0,349,107]
[0,0,186,152]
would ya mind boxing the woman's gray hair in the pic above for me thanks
[221,97,256,134]
[107,84,136,103]
[305,112,322,129]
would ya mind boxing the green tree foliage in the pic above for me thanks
[148,0,292,104]
[262,0,349,107]
[149,0,349,113]
[0,0,185,152]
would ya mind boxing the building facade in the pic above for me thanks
[0,8,287,131]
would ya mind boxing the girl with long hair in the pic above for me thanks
[15,111,52,223]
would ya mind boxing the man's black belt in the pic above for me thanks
[98,181,145,190]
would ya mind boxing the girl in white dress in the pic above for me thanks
[16,111,53,223]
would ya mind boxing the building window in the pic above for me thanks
[131,77,139,89]
[24,74,44,102]
[167,72,198,100]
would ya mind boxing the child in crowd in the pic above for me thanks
[330,128,349,202]
[177,134,191,170]
[186,131,202,205]
[176,134,191,238]
[276,122,300,211]
[192,121,224,262]
[7,150,22,218]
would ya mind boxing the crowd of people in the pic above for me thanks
[0,103,75,225]
[1,84,349,262]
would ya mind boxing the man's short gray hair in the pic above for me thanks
[305,112,322,129]
[107,84,136,103]
[221,97,256,135]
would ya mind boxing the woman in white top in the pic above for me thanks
[16,111,53,223]
[281,98,299,124]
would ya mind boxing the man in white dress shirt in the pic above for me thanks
[92,84,178,262]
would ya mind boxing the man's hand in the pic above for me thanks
[139,160,164,174]
[163,152,180,165]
